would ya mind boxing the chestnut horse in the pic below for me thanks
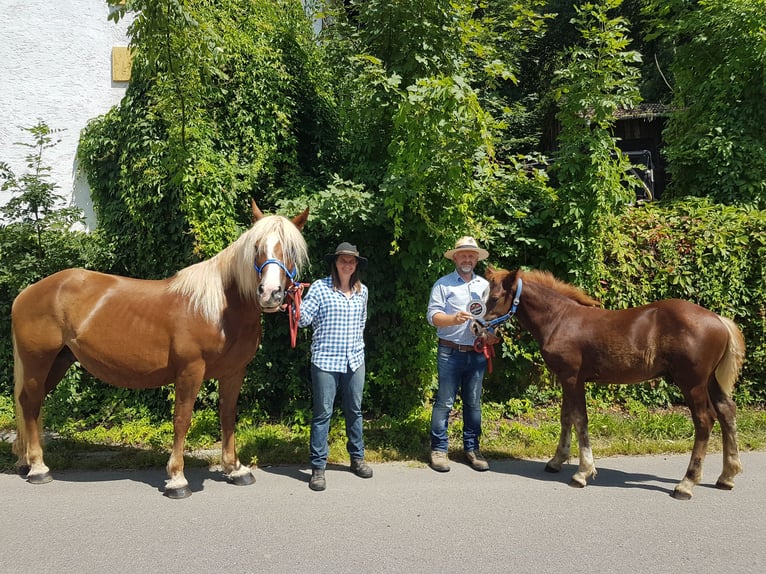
[12,201,308,498]
[477,266,745,500]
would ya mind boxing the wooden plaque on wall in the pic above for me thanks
[111,46,132,82]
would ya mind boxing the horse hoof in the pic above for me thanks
[568,478,586,488]
[227,471,256,486]
[27,472,53,485]
[544,464,560,474]
[672,488,692,501]
[164,486,192,499]
[715,480,734,491]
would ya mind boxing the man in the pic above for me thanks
[426,236,491,473]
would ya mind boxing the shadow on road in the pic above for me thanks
[490,456,679,495]
[257,454,684,497]
[4,433,704,498]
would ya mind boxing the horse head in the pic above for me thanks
[251,200,309,313]
[483,265,518,319]
[468,265,519,339]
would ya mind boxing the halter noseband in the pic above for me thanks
[254,258,298,284]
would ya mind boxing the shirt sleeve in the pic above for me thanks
[426,280,446,326]
[298,280,323,328]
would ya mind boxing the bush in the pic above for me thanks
[0,122,114,397]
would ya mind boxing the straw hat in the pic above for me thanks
[443,236,489,261]
[324,242,368,268]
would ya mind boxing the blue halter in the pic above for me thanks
[254,258,298,284]
[481,278,523,334]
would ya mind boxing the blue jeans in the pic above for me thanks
[430,346,487,452]
[310,363,366,469]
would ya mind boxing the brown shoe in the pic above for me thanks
[466,450,490,471]
[430,450,450,473]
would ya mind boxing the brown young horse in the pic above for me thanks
[12,201,308,498]
[477,266,745,500]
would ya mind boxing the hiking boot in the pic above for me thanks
[466,450,490,472]
[430,450,451,473]
[350,458,373,479]
[309,468,326,491]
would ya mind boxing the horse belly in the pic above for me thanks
[67,306,189,389]
[581,341,666,385]
[69,333,177,389]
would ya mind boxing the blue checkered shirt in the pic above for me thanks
[298,276,367,372]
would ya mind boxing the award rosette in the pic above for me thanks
[466,300,486,318]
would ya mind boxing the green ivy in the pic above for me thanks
[548,0,642,292]
[645,0,766,207]
[80,0,338,278]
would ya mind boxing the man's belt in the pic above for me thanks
[438,338,476,353]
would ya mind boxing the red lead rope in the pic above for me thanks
[473,335,497,374]
[283,283,309,348]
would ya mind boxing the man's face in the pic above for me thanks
[454,251,478,274]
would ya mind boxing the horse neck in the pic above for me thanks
[515,279,571,345]
[222,285,262,327]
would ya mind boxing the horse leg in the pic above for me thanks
[546,378,576,473]
[14,376,50,483]
[164,371,204,499]
[674,384,716,500]
[569,414,597,487]
[13,347,71,484]
[567,382,596,488]
[546,419,571,473]
[709,382,742,490]
[219,373,255,486]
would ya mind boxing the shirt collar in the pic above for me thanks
[452,269,476,284]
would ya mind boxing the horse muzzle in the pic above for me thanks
[258,286,286,312]
[470,319,487,337]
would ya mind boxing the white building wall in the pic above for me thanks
[0,0,133,229]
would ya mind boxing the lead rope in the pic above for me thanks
[473,334,497,373]
[282,282,309,348]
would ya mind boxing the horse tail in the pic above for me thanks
[714,316,746,397]
[11,330,28,461]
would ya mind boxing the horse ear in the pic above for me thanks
[251,199,265,223]
[291,208,309,231]
[505,269,519,289]
[485,264,497,279]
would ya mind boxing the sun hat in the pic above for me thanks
[443,236,489,261]
[324,242,368,268]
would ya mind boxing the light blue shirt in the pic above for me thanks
[298,276,367,372]
[427,270,489,346]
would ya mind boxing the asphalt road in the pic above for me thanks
[3,451,766,574]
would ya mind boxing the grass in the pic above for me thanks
[2,399,765,472]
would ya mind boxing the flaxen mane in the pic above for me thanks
[520,269,601,307]
[168,215,308,324]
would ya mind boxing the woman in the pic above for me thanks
[298,242,372,491]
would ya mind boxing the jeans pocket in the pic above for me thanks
[437,346,454,361]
